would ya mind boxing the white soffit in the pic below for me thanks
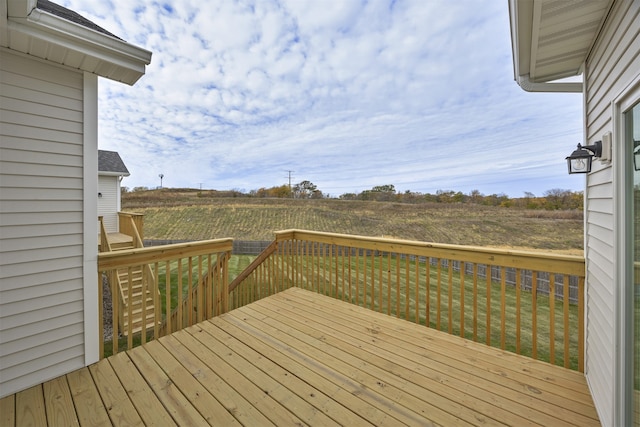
[2,0,151,85]
[511,0,612,83]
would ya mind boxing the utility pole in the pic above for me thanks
[285,170,294,198]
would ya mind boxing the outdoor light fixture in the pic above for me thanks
[566,141,602,174]
[635,140,640,171]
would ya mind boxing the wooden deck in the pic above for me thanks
[0,287,600,426]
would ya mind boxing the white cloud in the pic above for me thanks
[61,0,584,197]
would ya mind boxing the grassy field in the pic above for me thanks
[124,189,584,253]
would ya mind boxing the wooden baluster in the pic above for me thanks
[98,272,104,358]
[549,274,556,365]
[177,259,183,330]
[126,267,133,349]
[415,256,420,325]
[516,269,522,354]
[426,258,431,328]
[370,250,375,310]
[578,275,585,372]
[436,258,442,330]
[112,268,119,355]
[188,256,194,325]
[378,251,383,312]
[405,256,410,321]
[197,255,203,323]
[363,250,368,308]
[500,266,506,350]
[448,259,453,334]
[140,264,147,345]
[460,262,465,337]
[355,248,360,306]
[473,263,478,341]
[486,264,492,346]
[347,247,352,303]
[153,262,160,339]
[387,252,392,316]
[395,255,401,318]
[532,271,538,360]
[563,274,570,368]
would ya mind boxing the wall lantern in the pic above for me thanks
[98,192,103,198]
[566,141,602,174]
[635,140,640,171]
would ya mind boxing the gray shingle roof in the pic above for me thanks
[37,0,122,40]
[99,150,130,175]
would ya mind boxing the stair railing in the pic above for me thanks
[98,238,233,357]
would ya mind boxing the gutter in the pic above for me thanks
[99,171,130,177]
[516,74,583,93]
[5,3,151,85]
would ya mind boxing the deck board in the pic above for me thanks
[88,359,144,426]
[272,287,600,423]
[0,287,600,426]
[42,376,79,427]
[66,368,111,427]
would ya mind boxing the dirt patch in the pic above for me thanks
[102,275,114,341]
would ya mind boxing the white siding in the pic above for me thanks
[0,51,86,397]
[583,1,640,425]
[98,175,119,232]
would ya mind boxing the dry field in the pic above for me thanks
[123,190,583,253]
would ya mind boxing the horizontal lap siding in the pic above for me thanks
[584,1,640,425]
[98,175,118,232]
[0,51,85,397]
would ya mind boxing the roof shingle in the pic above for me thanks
[37,0,122,40]
[98,150,129,175]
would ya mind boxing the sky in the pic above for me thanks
[62,0,585,198]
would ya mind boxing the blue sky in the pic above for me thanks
[63,0,585,197]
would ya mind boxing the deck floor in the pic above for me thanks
[1,287,599,426]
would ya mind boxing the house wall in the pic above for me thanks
[98,175,119,232]
[583,1,640,425]
[0,50,87,397]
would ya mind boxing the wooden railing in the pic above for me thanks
[230,229,586,371]
[98,216,112,253]
[118,212,144,241]
[97,238,233,357]
[160,252,229,335]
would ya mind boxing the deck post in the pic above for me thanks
[221,250,230,313]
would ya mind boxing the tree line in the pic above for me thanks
[337,185,582,210]
[125,182,583,210]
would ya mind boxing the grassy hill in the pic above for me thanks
[123,189,583,253]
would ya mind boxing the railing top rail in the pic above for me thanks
[98,238,233,270]
[275,229,585,276]
[118,211,144,217]
[229,240,278,293]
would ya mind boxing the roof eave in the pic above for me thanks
[4,3,151,85]
[509,0,586,93]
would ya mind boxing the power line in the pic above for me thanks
[285,170,294,197]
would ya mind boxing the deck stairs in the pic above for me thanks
[99,218,159,336]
